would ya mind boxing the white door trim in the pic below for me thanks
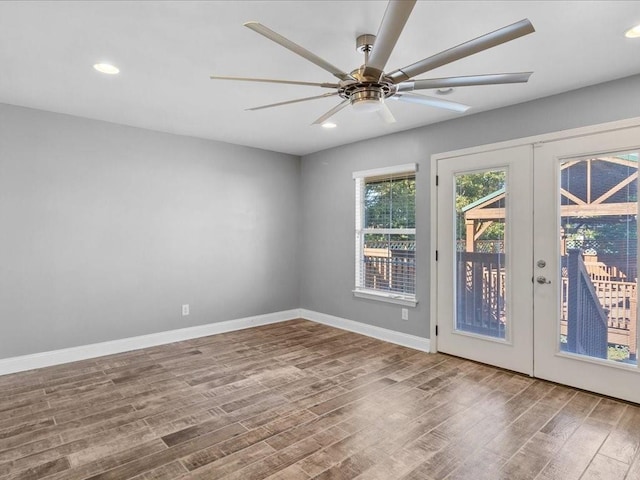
[432,116,640,162]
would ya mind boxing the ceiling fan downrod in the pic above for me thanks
[356,34,376,65]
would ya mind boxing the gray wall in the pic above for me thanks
[299,74,640,339]
[0,103,300,358]
[3,74,640,360]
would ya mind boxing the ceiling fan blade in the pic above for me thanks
[387,19,535,83]
[312,99,350,125]
[244,22,353,82]
[391,92,470,113]
[247,92,338,111]
[397,72,533,92]
[211,75,339,89]
[363,0,417,78]
[378,102,397,124]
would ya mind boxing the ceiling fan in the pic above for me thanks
[211,0,535,125]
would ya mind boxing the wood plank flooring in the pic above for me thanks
[1,319,640,479]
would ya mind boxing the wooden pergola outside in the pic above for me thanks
[463,156,638,253]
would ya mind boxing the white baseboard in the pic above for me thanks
[0,308,430,377]
[299,309,431,353]
[0,309,300,376]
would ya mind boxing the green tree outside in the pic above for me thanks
[455,171,506,244]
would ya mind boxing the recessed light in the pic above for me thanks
[93,63,120,75]
[322,122,337,129]
[436,88,454,95]
[625,24,640,38]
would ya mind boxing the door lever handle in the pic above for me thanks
[536,276,551,284]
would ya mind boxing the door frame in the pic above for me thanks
[430,116,640,356]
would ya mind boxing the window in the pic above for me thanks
[353,164,417,306]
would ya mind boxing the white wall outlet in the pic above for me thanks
[401,308,409,321]
[182,304,190,316]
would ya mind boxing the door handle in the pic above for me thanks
[536,276,551,284]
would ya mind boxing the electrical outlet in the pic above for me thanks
[401,308,408,321]
[182,304,189,316]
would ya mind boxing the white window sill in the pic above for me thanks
[352,289,418,307]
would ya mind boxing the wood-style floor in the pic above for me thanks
[1,319,640,480]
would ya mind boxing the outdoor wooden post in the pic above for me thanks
[465,219,474,252]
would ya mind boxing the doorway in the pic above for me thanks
[434,124,640,403]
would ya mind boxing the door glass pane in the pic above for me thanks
[455,170,507,339]
[560,153,638,365]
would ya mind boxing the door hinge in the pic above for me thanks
[435,325,438,336]
[435,175,439,186]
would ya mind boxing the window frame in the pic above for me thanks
[352,163,418,307]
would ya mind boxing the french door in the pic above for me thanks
[436,145,534,375]
[436,125,640,403]
[534,126,640,403]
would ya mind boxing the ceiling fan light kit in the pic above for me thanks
[350,96,383,114]
[626,24,640,38]
[93,63,119,75]
[211,0,535,125]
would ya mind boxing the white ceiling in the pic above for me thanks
[1,1,639,156]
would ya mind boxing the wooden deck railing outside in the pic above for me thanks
[455,252,506,339]
[561,254,637,360]
[453,251,637,360]
[563,249,609,358]
[363,249,416,295]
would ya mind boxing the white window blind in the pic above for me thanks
[353,164,417,306]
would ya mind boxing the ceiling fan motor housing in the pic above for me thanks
[340,63,393,112]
